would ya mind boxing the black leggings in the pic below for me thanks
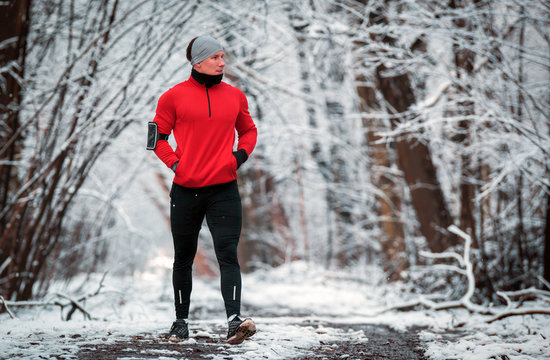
[170,180,242,319]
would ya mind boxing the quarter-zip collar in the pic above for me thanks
[191,68,223,88]
[191,69,223,118]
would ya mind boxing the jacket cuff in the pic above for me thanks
[233,149,248,169]
[171,161,179,172]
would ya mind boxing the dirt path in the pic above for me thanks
[77,322,427,359]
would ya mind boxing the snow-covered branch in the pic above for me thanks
[1,272,109,321]
[383,224,550,326]
[382,225,489,315]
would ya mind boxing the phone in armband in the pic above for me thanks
[146,122,158,150]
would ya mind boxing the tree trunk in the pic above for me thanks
[288,4,351,267]
[449,0,495,296]
[238,166,288,272]
[353,1,455,253]
[0,0,31,304]
[544,191,550,283]
[376,67,454,253]
[356,75,406,279]
[0,0,31,228]
[513,5,528,273]
[450,0,479,248]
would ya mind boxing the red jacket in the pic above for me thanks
[153,75,257,187]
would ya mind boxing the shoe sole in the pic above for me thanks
[167,333,189,342]
[227,318,256,345]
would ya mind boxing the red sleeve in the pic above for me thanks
[235,91,257,157]
[153,90,179,169]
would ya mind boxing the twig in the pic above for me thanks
[419,250,465,268]
[496,291,514,313]
[538,276,550,290]
[55,293,92,320]
[499,287,550,299]
[0,296,16,319]
[85,271,108,299]
[2,300,56,307]
[486,308,550,324]
[0,257,11,275]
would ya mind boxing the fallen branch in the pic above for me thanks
[477,288,550,325]
[382,225,550,327]
[485,308,550,324]
[0,295,16,319]
[1,272,108,320]
[56,293,92,320]
[383,225,488,314]
[498,288,550,303]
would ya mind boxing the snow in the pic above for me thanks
[1,261,549,359]
[4,1,548,359]
[421,311,550,360]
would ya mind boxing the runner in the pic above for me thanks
[147,35,257,345]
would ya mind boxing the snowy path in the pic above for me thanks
[1,261,549,359]
[74,321,425,359]
[2,309,427,359]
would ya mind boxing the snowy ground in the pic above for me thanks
[1,260,549,359]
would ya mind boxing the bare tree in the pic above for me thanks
[447,0,495,295]
[545,192,550,282]
[3,0,547,304]
[0,0,199,301]
[350,0,407,278]
[0,0,32,301]
[0,0,32,266]
[366,1,455,253]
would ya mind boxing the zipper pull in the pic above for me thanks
[206,87,211,117]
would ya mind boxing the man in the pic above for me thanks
[148,35,257,345]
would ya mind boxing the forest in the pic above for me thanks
[0,0,549,358]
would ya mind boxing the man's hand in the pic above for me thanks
[171,161,179,173]
[232,149,248,169]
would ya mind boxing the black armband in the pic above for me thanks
[146,122,169,150]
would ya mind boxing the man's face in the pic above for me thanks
[195,51,225,75]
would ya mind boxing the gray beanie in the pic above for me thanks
[190,36,223,65]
